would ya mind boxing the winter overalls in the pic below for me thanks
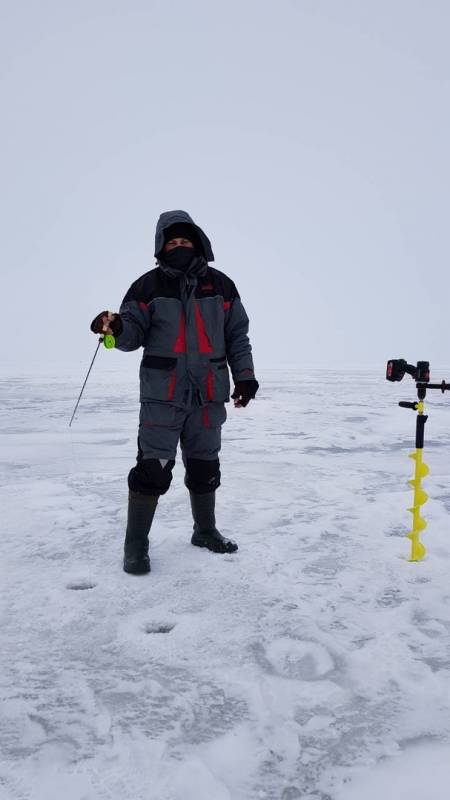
[115,211,256,498]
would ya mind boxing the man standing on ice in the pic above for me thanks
[91,210,259,575]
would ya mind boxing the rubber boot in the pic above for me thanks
[123,491,158,574]
[189,491,238,553]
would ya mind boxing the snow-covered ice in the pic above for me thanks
[2,363,450,799]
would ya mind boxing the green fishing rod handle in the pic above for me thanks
[103,334,116,349]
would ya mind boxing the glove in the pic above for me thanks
[231,379,259,408]
[90,311,123,337]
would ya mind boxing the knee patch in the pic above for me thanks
[128,458,175,496]
[185,458,221,494]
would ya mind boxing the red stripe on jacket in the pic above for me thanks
[168,371,177,401]
[194,302,213,353]
[206,369,214,401]
[173,311,187,353]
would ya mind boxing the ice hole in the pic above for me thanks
[144,622,175,634]
[66,581,97,591]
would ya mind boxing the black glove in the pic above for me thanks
[90,311,123,337]
[231,379,259,408]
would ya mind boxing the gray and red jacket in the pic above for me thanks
[115,211,256,408]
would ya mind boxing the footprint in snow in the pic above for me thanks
[376,588,405,608]
[66,580,97,591]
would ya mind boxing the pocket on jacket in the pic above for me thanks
[206,362,230,402]
[142,355,177,370]
[140,356,177,402]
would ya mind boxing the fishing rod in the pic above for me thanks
[69,333,116,427]
[386,359,450,561]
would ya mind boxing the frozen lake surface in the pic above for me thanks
[2,362,450,799]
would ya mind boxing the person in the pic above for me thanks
[91,210,259,575]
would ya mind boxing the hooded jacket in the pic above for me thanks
[115,210,256,408]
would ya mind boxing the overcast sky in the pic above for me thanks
[2,0,450,374]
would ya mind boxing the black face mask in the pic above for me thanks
[161,246,197,272]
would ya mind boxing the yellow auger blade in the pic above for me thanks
[407,483,429,505]
[416,488,429,505]
[408,452,430,477]
[409,538,427,562]
[407,514,427,532]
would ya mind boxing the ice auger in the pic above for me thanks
[386,359,450,561]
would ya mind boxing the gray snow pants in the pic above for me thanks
[128,401,227,497]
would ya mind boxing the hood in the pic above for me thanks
[154,210,215,262]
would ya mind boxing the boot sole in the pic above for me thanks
[123,558,151,575]
[191,535,238,554]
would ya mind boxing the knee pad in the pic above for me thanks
[128,458,175,496]
[185,458,221,494]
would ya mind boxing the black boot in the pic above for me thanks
[123,491,158,574]
[189,491,238,554]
